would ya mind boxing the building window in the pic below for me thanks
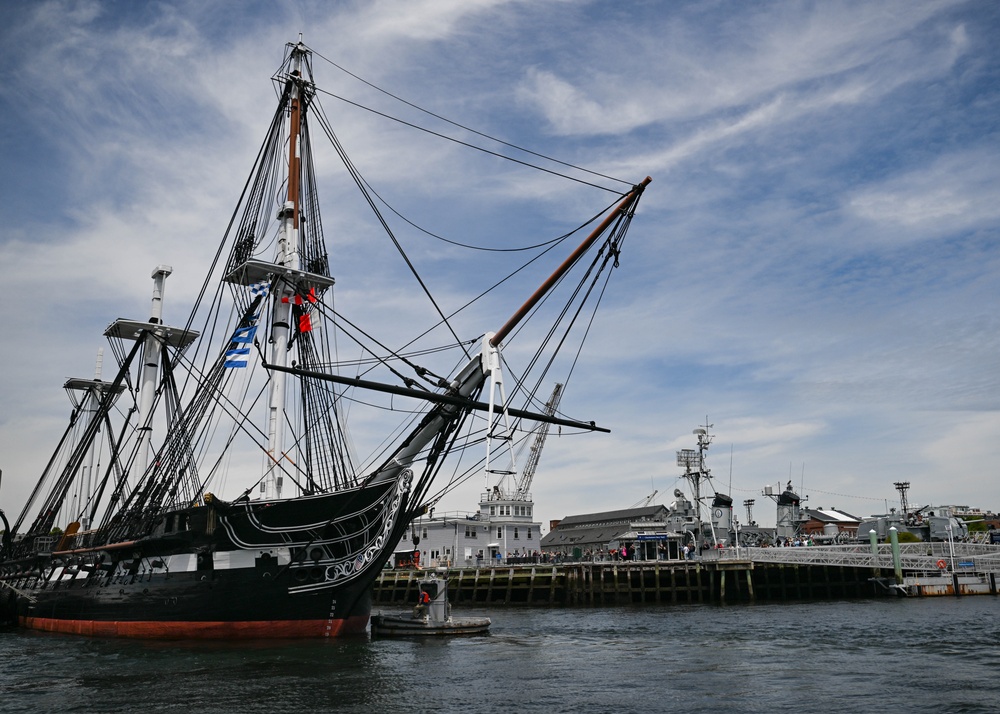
[514,527,519,539]
[490,506,495,516]
[422,529,428,539]
[527,528,532,539]
[497,527,503,539]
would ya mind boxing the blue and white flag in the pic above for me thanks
[249,280,270,300]
[224,283,269,369]
[224,325,258,368]
[224,347,251,369]
[230,324,258,344]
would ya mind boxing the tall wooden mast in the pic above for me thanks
[263,40,308,500]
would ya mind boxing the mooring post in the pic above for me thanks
[889,527,903,585]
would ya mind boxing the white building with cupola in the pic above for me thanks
[392,489,543,567]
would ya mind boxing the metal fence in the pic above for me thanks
[714,543,1000,573]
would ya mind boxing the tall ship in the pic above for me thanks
[0,40,649,638]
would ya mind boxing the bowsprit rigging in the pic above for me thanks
[0,38,650,638]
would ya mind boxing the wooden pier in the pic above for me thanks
[373,560,878,607]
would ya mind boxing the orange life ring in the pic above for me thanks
[935,559,947,569]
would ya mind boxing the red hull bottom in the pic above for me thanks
[20,614,370,639]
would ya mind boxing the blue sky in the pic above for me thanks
[0,0,998,532]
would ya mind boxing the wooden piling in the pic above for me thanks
[372,558,890,608]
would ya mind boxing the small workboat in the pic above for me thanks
[370,573,490,637]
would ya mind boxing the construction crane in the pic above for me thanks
[629,490,659,508]
[513,383,563,501]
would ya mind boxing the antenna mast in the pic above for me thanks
[894,481,911,517]
[676,420,714,549]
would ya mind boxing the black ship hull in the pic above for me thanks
[18,566,372,638]
[2,475,413,639]
[17,556,371,639]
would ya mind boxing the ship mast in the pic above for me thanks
[263,39,307,500]
[135,266,173,475]
[64,349,118,530]
[677,422,713,550]
[103,265,196,484]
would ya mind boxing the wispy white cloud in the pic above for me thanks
[359,0,519,42]
[515,0,967,136]
[848,148,1000,235]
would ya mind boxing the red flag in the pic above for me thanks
[298,314,312,333]
[282,287,317,306]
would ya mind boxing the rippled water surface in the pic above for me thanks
[2,597,997,713]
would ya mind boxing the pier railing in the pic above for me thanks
[716,543,1000,573]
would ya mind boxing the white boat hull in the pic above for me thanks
[370,612,491,637]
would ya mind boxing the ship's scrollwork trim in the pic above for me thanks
[286,470,411,593]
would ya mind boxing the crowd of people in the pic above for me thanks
[470,542,695,566]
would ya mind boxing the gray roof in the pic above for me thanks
[541,504,673,550]
[554,504,669,528]
[541,523,631,548]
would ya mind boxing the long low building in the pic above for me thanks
[540,504,688,560]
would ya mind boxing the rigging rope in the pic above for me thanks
[311,99,471,359]
[307,45,630,192]
[352,172,572,253]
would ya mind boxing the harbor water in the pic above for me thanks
[1,597,997,713]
